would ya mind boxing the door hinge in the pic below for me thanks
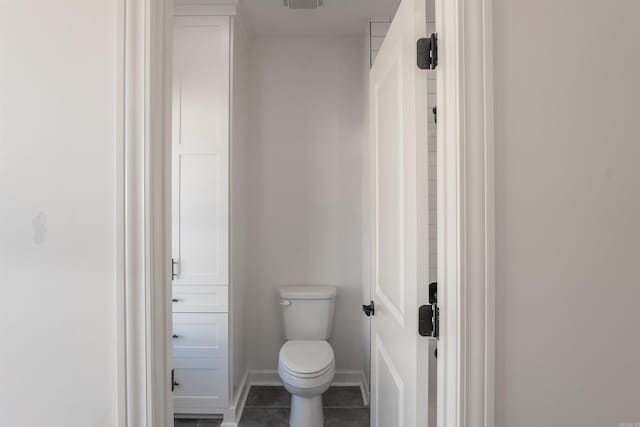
[417,33,438,70]
[419,282,439,339]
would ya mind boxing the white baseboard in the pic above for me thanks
[360,370,370,407]
[183,368,369,426]
[175,369,369,427]
[221,370,250,427]
[233,371,251,424]
[247,369,282,386]
[247,369,369,407]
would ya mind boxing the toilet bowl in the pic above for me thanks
[277,285,337,427]
[278,340,335,427]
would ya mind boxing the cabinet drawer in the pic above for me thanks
[173,361,229,413]
[172,285,228,313]
[172,313,228,360]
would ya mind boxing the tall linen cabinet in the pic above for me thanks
[172,8,248,419]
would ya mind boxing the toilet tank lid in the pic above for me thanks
[279,285,337,300]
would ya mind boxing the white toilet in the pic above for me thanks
[278,285,337,427]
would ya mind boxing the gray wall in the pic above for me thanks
[246,36,366,373]
[493,1,640,426]
[231,15,250,399]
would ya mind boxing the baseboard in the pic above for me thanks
[331,370,365,386]
[212,368,368,425]
[177,368,369,425]
[247,369,282,386]
[221,370,250,427]
[360,370,370,407]
[235,371,251,424]
[247,369,369,406]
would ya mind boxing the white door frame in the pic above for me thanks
[116,0,173,425]
[115,0,495,426]
[436,0,495,426]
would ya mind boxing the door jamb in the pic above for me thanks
[115,0,495,425]
[116,0,173,425]
[436,0,495,426]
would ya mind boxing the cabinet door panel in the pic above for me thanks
[172,285,228,313]
[172,15,229,286]
[173,362,229,412]
[172,313,228,360]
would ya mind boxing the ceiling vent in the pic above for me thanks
[283,0,323,9]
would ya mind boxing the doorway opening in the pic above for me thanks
[116,0,494,425]
[168,1,440,425]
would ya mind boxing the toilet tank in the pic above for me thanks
[279,285,337,340]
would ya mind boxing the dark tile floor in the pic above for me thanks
[175,385,369,427]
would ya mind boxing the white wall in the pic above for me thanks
[493,1,640,425]
[0,1,118,426]
[230,15,250,398]
[246,36,366,373]
[361,24,372,394]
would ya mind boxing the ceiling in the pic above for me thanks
[238,0,400,36]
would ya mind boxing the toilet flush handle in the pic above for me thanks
[280,299,291,306]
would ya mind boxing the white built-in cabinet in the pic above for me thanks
[172,15,231,415]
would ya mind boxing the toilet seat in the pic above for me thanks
[279,340,334,378]
[278,340,336,399]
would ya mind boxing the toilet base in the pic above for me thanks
[290,394,323,427]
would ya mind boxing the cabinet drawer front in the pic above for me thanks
[173,313,228,360]
[173,365,229,413]
[172,285,228,313]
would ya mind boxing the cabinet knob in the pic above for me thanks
[172,334,180,339]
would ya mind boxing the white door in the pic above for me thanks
[369,0,431,425]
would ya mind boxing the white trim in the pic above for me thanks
[360,370,370,407]
[199,370,250,427]
[248,369,365,386]
[481,2,496,424]
[174,5,237,16]
[223,371,251,426]
[115,1,126,424]
[174,0,238,16]
[436,0,495,426]
[116,0,173,426]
